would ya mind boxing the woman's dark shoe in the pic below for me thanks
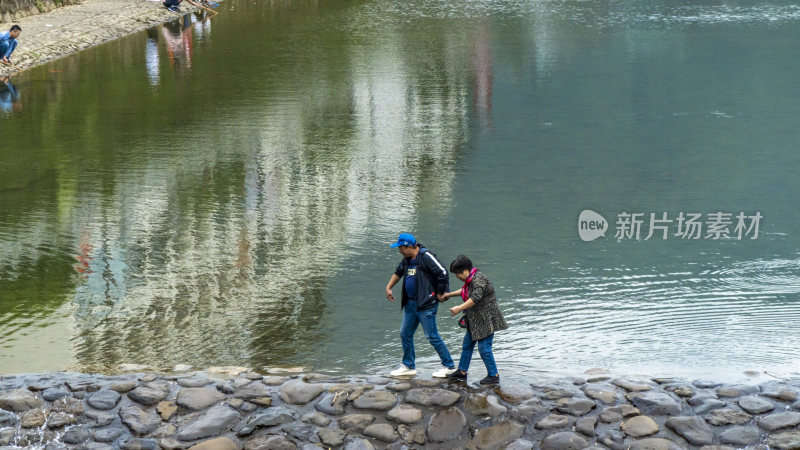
[479,374,500,385]
[446,370,467,381]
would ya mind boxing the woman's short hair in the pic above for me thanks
[450,255,473,274]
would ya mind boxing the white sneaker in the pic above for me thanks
[432,366,457,378]
[390,365,417,377]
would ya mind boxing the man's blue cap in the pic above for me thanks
[390,232,417,247]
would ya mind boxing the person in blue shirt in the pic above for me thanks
[385,233,456,378]
[0,25,21,65]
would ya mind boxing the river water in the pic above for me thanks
[0,0,799,381]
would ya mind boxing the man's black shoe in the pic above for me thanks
[479,375,500,385]
[446,370,467,381]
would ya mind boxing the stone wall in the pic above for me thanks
[0,0,77,23]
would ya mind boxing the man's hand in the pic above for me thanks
[449,305,461,316]
[386,287,395,302]
[437,293,447,302]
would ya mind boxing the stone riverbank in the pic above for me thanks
[1,368,800,449]
[0,0,200,77]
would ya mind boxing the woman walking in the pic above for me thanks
[439,255,508,384]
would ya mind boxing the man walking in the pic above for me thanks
[385,233,456,377]
[0,25,21,65]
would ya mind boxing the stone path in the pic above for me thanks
[1,369,800,449]
[0,0,200,77]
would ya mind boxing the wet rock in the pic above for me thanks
[688,393,718,406]
[77,444,115,450]
[506,438,534,450]
[540,387,575,400]
[48,411,78,428]
[597,430,626,450]
[719,426,760,445]
[584,387,618,404]
[339,413,376,431]
[343,437,376,450]
[535,414,572,429]
[52,396,83,415]
[128,385,168,406]
[42,387,69,402]
[301,411,331,427]
[628,438,686,450]
[283,422,316,442]
[761,386,798,403]
[398,423,427,444]
[0,409,17,428]
[279,380,325,405]
[0,428,15,446]
[0,389,42,411]
[107,379,138,393]
[555,398,595,416]
[189,437,239,450]
[600,409,623,423]
[159,437,185,450]
[243,435,295,450]
[157,401,177,421]
[216,380,235,394]
[766,430,800,450]
[738,395,774,414]
[88,389,121,410]
[612,379,654,392]
[387,404,423,424]
[411,379,441,388]
[466,421,524,450]
[177,388,226,411]
[757,411,800,431]
[315,392,347,415]
[63,426,91,444]
[629,392,681,415]
[20,409,46,428]
[717,384,759,398]
[576,416,597,436]
[693,380,722,389]
[235,381,272,400]
[119,403,161,436]
[92,426,126,442]
[262,376,290,386]
[177,405,240,441]
[427,407,466,442]
[666,416,714,445]
[353,389,398,410]
[318,428,347,447]
[364,423,398,442]
[176,376,213,388]
[85,408,116,427]
[705,408,752,426]
[119,437,159,449]
[540,431,588,450]
[66,378,100,392]
[621,415,659,437]
[464,393,507,416]
[236,407,298,435]
[694,399,726,414]
[493,383,534,404]
[405,388,460,407]
[387,382,412,392]
[251,396,273,406]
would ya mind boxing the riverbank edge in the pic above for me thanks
[1,368,800,449]
[0,0,201,77]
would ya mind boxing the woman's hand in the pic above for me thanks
[449,305,461,316]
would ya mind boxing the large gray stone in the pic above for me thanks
[62,426,90,444]
[705,408,752,426]
[556,398,595,416]
[343,437,376,450]
[505,438,534,450]
[621,415,659,437]
[717,384,759,398]
[0,389,42,411]
[466,421,524,450]
[353,389,398,410]
[492,383,534,404]
[761,385,798,402]
[719,426,760,445]
[629,392,681,415]
[767,430,800,450]
[318,428,346,447]
[584,387,618,404]
[535,414,572,429]
[315,392,347,415]
[20,409,45,428]
[42,388,69,402]
[339,413,375,431]
[665,416,714,445]
[92,426,126,443]
[279,380,324,405]
[694,399,726,414]
[127,385,168,406]
[738,395,774,414]
[49,411,78,428]
[119,437,159,450]
[628,438,686,450]
[427,407,466,442]
[236,407,298,435]
[119,404,161,436]
[192,437,240,450]
[301,411,331,427]
[87,389,121,410]
[757,411,800,431]
[0,410,18,428]
[176,388,226,411]
[598,430,627,450]
[612,379,654,392]
[387,404,423,424]
[177,405,240,441]
[540,431,588,450]
[404,388,460,407]
[234,381,271,400]
[576,416,597,437]
[464,393,507,416]
[363,423,397,442]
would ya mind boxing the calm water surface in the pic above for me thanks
[0,0,799,381]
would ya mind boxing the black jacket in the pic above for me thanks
[394,247,450,311]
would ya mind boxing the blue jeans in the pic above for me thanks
[0,38,17,60]
[457,331,498,376]
[400,300,454,369]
